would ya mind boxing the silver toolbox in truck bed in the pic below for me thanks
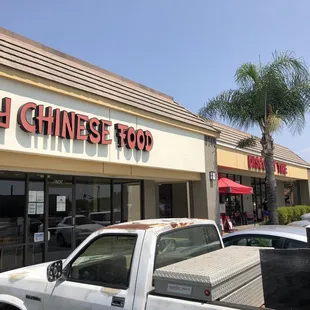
[153,246,264,304]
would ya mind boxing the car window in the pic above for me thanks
[223,236,247,247]
[67,235,137,289]
[224,234,284,248]
[90,213,110,222]
[76,216,93,225]
[246,235,284,248]
[64,218,72,225]
[155,225,222,269]
[284,238,307,249]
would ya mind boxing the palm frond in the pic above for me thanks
[236,136,257,149]
[268,51,309,84]
[235,63,259,88]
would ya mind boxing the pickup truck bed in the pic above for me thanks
[146,294,267,310]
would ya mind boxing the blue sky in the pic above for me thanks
[1,0,310,161]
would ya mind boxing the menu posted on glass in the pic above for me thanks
[29,191,37,203]
[28,203,36,215]
[57,196,66,212]
[36,191,44,203]
[36,203,44,214]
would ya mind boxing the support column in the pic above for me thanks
[242,176,253,214]
[276,180,285,207]
[190,136,219,224]
[143,180,158,219]
[297,170,310,205]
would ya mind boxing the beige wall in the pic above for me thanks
[0,76,206,174]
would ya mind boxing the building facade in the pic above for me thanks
[214,122,310,225]
[0,28,310,273]
[0,28,219,272]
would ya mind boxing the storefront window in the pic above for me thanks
[28,174,45,244]
[159,184,172,218]
[0,171,143,272]
[0,172,25,246]
[251,177,266,222]
[76,177,111,227]
[219,174,244,225]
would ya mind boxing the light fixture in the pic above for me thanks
[209,171,216,181]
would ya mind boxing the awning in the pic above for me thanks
[218,176,253,195]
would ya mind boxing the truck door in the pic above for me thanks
[44,232,144,310]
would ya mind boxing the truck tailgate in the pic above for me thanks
[146,295,245,310]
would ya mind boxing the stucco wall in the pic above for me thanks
[0,77,206,173]
[190,137,219,223]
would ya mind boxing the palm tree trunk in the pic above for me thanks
[261,131,279,225]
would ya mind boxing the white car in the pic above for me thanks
[56,215,103,246]
[88,210,121,226]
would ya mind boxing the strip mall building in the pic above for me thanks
[0,28,309,272]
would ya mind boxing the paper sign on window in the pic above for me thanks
[34,232,44,242]
[29,191,37,203]
[36,203,44,214]
[28,203,36,215]
[36,191,44,203]
[57,196,66,212]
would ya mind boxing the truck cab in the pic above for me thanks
[0,218,223,310]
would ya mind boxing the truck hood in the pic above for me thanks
[0,261,60,299]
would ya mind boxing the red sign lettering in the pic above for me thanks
[115,124,154,152]
[11,99,153,152]
[0,98,11,129]
[17,102,36,133]
[247,155,287,175]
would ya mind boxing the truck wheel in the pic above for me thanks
[57,233,66,247]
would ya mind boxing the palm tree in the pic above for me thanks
[199,51,310,225]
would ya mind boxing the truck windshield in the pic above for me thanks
[154,225,222,269]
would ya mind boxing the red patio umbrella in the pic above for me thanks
[218,176,253,195]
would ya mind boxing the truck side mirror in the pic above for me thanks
[47,260,63,282]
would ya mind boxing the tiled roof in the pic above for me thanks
[213,122,310,167]
[0,27,217,135]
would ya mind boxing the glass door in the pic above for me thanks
[47,176,73,262]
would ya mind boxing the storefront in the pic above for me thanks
[0,28,219,272]
[214,122,310,226]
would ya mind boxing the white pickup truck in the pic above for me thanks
[0,218,265,310]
